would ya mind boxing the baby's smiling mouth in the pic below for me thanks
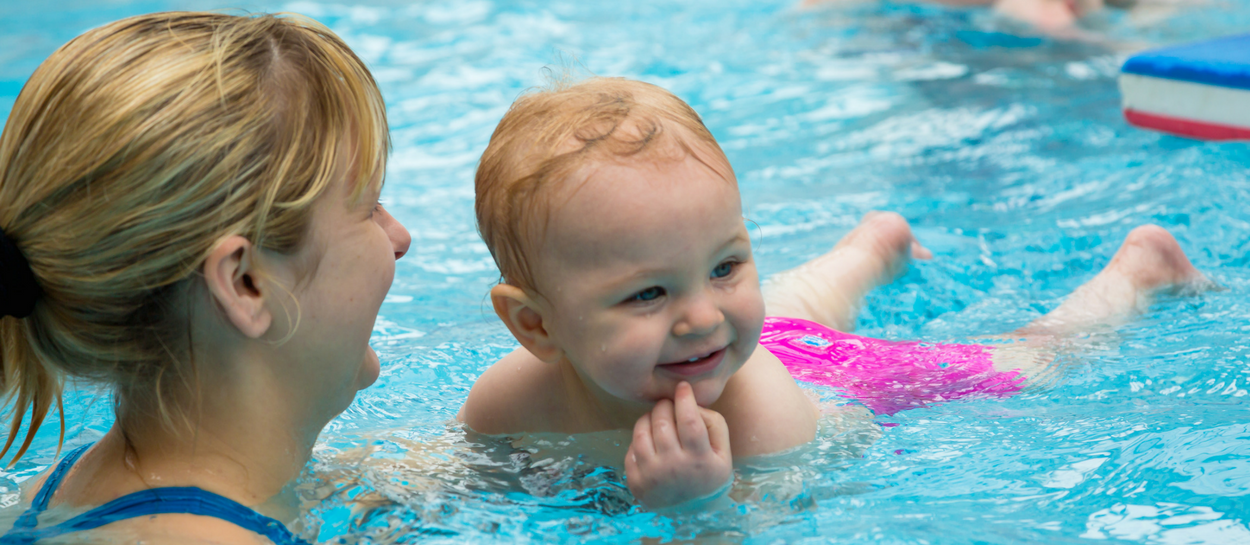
[657,347,728,377]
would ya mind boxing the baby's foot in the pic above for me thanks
[1100,225,1212,295]
[764,211,930,332]
[1027,225,1214,334]
[831,211,933,286]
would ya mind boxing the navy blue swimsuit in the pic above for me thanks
[0,444,311,544]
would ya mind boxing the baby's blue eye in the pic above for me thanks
[712,261,735,279]
[630,286,665,303]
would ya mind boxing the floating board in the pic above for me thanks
[1120,34,1250,140]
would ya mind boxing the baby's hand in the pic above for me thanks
[624,381,733,509]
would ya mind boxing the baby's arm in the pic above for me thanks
[625,382,733,508]
[764,212,929,332]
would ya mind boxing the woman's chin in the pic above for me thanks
[356,347,382,389]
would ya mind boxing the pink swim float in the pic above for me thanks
[759,317,1025,415]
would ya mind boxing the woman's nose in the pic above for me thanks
[382,207,411,260]
[672,291,724,337]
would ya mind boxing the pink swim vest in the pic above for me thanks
[760,317,1025,415]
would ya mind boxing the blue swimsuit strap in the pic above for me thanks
[11,443,92,530]
[1,444,311,545]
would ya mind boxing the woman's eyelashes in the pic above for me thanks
[369,198,389,219]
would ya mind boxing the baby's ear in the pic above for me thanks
[490,284,562,364]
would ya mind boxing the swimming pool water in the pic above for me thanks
[3,0,1250,543]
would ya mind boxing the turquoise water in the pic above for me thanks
[3,0,1250,542]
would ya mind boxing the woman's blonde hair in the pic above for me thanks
[475,77,731,293]
[0,12,388,463]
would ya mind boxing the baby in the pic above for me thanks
[460,77,1210,509]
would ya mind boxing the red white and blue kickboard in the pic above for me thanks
[1120,34,1250,141]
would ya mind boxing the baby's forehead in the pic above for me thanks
[533,152,742,270]
[565,148,733,211]
[559,132,735,199]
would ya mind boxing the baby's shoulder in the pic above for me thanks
[713,346,820,457]
[459,348,566,435]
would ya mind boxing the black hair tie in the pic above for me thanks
[0,227,41,319]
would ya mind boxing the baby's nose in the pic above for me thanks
[672,294,724,337]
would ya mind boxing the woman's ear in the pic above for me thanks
[203,235,273,339]
[490,284,562,364]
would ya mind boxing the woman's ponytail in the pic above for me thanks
[0,318,63,465]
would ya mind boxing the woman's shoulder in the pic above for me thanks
[2,444,299,545]
[1,498,276,545]
[48,514,275,545]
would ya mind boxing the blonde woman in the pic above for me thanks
[0,12,409,544]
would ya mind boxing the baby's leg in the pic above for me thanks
[764,212,932,332]
[1025,225,1211,335]
[991,225,1214,378]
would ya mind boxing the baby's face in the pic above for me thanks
[532,151,765,408]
